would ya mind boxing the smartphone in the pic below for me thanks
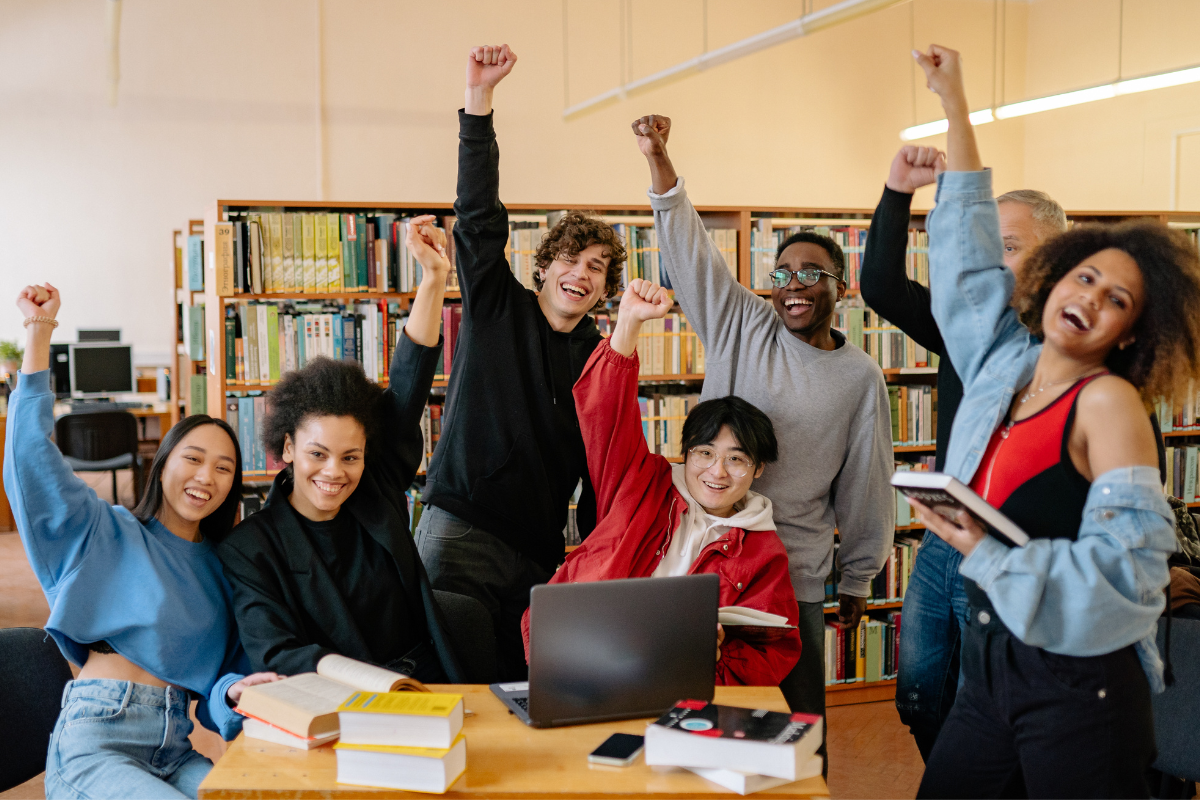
[587,733,645,767]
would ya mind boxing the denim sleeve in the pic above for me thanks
[960,467,1175,664]
[926,171,1027,392]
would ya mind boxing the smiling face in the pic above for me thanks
[157,424,238,537]
[283,414,367,521]
[770,242,845,344]
[683,425,766,518]
[1041,247,1144,364]
[537,243,611,327]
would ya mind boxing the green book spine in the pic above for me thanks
[355,213,368,289]
[267,305,280,381]
[187,304,205,361]
[341,215,355,290]
[190,375,207,415]
[224,311,236,381]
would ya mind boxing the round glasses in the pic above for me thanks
[770,267,840,289]
[687,446,755,478]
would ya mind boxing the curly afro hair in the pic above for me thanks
[261,356,384,461]
[1013,220,1200,402]
[533,211,627,311]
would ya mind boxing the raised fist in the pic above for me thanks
[621,278,672,323]
[886,146,946,194]
[631,115,671,159]
[467,45,517,91]
[405,215,451,276]
[912,45,967,111]
[16,283,61,321]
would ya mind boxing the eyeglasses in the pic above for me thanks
[770,267,841,289]
[687,446,755,478]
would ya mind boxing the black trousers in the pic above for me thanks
[779,600,828,777]
[919,606,1156,799]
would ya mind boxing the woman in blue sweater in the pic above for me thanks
[4,283,279,800]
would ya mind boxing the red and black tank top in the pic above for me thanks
[964,374,1104,608]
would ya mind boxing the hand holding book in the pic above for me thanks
[906,496,987,557]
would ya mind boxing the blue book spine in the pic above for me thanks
[333,313,343,361]
[237,396,254,469]
[187,235,205,291]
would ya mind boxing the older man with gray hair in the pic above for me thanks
[859,147,1067,764]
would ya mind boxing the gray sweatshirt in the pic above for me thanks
[649,179,895,603]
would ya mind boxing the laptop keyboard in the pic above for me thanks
[512,696,530,712]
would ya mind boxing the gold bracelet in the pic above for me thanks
[23,315,58,329]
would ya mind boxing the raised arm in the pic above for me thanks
[403,216,450,347]
[633,116,774,360]
[916,45,1025,389]
[4,284,115,588]
[454,45,523,319]
[859,147,947,355]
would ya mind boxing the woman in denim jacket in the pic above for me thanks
[908,46,1200,798]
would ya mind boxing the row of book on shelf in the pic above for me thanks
[591,311,706,377]
[192,214,461,296]
[824,614,899,685]
[823,528,926,609]
[1165,444,1200,503]
[889,385,937,447]
[834,303,942,372]
[1155,392,1200,433]
[748,225,931,293]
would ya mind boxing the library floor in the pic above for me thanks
[0,474,926,799]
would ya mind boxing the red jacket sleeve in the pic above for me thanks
[714,537,803,686]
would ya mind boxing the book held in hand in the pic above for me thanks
[718,607,796,642]
[335,735,467,794]
[644,700,823,780]
[337,691,464,749]
[235,654,428,742]
[890,470,1030,547]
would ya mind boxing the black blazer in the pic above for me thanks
[217,333,465,681]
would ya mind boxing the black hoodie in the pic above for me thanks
[421,111,598,573]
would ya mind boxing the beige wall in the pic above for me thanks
[0,0,1195,363]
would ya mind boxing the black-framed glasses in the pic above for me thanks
[769,267,841,289]
[687,446,755,478]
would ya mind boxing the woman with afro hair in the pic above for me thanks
[217,216,467,684]
[909,46,1200,798]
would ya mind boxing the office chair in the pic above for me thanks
[0,628,74,791]
[1152,617,1200,797]
[54,410,141,507]
[433,590,497,684]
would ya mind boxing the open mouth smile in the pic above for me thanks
[183,487,211,506]
[1060,304,1093,332]
[313,479,345,496]
[702,480,730,491]
[782,296,814,316]
[561,281,589,301]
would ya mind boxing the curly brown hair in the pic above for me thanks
[1013,220,1200,401]
[533,211,627,310]
[262,356,383,460]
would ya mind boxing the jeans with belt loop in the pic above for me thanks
[45,679,214,800]
[918,606,1155,799]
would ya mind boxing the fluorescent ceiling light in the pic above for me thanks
[900,63,1200,139]
[900,108,993,141]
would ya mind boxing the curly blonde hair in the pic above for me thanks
[1013,220,1200,402]
[533,211,627,311]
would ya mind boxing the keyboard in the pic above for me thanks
[66,401,149,412]
[512,695,529,712]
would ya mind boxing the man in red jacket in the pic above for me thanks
[522,279,801,686]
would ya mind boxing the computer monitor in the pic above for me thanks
[49,343,72,398]
[77,329,121,342]
[68,343,135,398]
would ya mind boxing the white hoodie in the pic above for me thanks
[651,464,776,578]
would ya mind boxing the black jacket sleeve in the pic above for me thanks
[453,110,521,320]
[374,330,442,509]
[858,186,945,357]
[217,534,332,675]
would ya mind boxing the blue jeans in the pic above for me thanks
[45,680,213,800]
[896,532,970,762]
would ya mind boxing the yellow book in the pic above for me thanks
[314,212,328,291]
[268,213,284,292]
[281,213,296,291]
[302,214,316,292]
[326,213,342,291]
[335,734,466,794]
[337,692,464,749]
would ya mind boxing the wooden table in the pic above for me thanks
[198,686,829,799]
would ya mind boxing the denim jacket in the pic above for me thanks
[927,169,1176,692]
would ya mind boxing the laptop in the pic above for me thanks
[491,574,719,728]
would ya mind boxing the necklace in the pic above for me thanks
[1017,370,1102,406]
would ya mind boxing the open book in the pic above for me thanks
[235,654,429,741]
[717,607,796,642]
[890,471,1030,548]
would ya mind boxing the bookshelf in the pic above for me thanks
[196,198,1200,704]
[171,220,205,425]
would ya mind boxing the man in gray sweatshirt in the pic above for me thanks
[632,115,895,726]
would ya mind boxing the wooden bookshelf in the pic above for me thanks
[171,219,205,425]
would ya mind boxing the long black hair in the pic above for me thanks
[132,414,243,542]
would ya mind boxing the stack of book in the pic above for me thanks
[334,691,466,794]
[644,700,823,796]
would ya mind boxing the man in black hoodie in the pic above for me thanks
[415,44,627,681]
